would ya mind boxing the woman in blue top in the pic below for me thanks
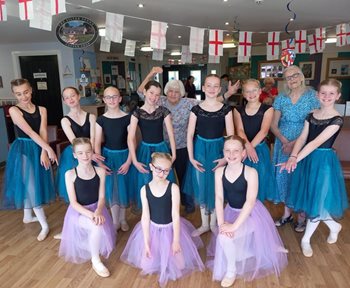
[271,65,319,232]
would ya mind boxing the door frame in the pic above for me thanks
[11,50,65,113]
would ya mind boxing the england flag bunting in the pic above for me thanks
[294,30,307,53]
[18,0,34,20]
[266,32,280,60]
[336,24,347,47]
[50,0,66,15]
[150,21,167,50]
[281,39,295,51]
[208,29,223,56]
[307,34,317,54]
[238,31,252,63]
[315,27,326,52]
[0,0,7,21]
[189,27,205,54]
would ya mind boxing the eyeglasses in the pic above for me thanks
[285,73,300,81]
[104,95,120,100]
[151,163,171,175]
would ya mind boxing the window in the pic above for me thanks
[168,71,179,80]
[190,70,201,90]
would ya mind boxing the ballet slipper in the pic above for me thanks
[120,220,130,232]
[23,216,38,224]
[327,224,342,244]
[37,228,49,242]
[221,275,236,287]
[191,226,210,237]
[301,241,313,257]
[92,262,110,278]
[53,232,62,240]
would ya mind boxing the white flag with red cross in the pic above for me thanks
[307,34,317,54]
[50,0,66,15]
[0,0,7,21]
[189,27,205,54]
[105,12,124,43]
[150,21,167,50]
[281,39,295,51]
[152,49,164,61]
[238,31,252,63]
[266,32,280,60]
[208,55,220,64]
[336,24,347,47]
[30,0,52,31]
[18,0,34,20]
[208,29,223,56]
[315,27,326,52]
[181,45,192,64]
[124,40,136,57]
[100,37,111,52]
[346,24,350,46]
[294,30,307,53]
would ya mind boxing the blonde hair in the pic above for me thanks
[151,152,172,164]
[224,135,246,148]
[72,137,92,151]
[164,80,186,97]
[242,79,261,91]
[283,65,306,94]
[319,79,342,94]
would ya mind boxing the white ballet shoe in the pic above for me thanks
[92,262,110,278]
[37,228,49,242]
[327,224,342,244]
[53,232,62,240]
[221,275,236,287]
[120,220,130,232]
[23,216,39,224]
[191,226,210,237]
[301,241,313,257]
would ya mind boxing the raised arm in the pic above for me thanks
[137,67,163,94]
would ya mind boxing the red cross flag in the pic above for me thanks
[30,0,52,31]
[181,45,192,64]
[315,27,326,52]
[50,0,66,15]
[208,30,223,56]
[0,0,7,21]
[208,55,220,64]
[308,34,317,54]
[189,27,205,54]
[152,48,164,61]
[266,31,280,60]
[100,37,111,52]
[150,21,167,50]
[346,24,350,46]
[281,39,295,51]
[124,40,136,57]
[105,12,124,43]
[295,30,307,53]
[19,0,34,20]
[336,24,347,47]
[238,31,252,63]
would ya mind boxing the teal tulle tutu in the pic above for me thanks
[183,135,224,214]
[130,141,176,209]
[103,147,132,208]
[55,145,77,203]
[286,148,348,220]
[244,142,278,203]
[2,138,55,209]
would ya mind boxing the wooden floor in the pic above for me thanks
[1,166,350,288]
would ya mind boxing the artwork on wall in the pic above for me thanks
[257,61,284,79]
[327,58,350,79]
[229,64,251,81]
[299,61,315,80]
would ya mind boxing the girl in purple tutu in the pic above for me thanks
[209,135,288,287]
[121,152,204,286]
[59,137,116,278]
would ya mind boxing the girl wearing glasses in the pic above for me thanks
[121,152,204,286]
[234,79,277,202]
[95,87,132,232]
[271,66,319,232]
[127,80,176,210]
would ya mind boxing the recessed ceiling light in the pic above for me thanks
[178,35,182,39]
[225,22,229,26]
[223,43,236,48]
[170,51,181,56]
[140,46,153,52]
[226,33,230,36]
[325,38,337,43]
[223,0,228,2]
[138,3,144,8]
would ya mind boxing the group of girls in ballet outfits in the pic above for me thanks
[1,72,347,287]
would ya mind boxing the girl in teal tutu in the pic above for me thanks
[234,79,277,202]
[1,79,57,241]
[279,79,348,258]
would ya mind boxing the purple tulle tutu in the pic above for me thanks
[207,201,288,282]
[120,218,204,286]
[59,202,116,264]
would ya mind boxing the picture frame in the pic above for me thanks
[299,61,315,80]
[257,60,284,80]
[326,58,350,79]
[0,76,3,88]
[104,74,111,85]
[229,64,251,81]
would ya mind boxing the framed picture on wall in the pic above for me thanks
[257,60,284,79]
[327,58,350,79]
[299,61,315,80]
[229,64,251,81]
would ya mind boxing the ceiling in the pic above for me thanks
[0,0,349,55]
